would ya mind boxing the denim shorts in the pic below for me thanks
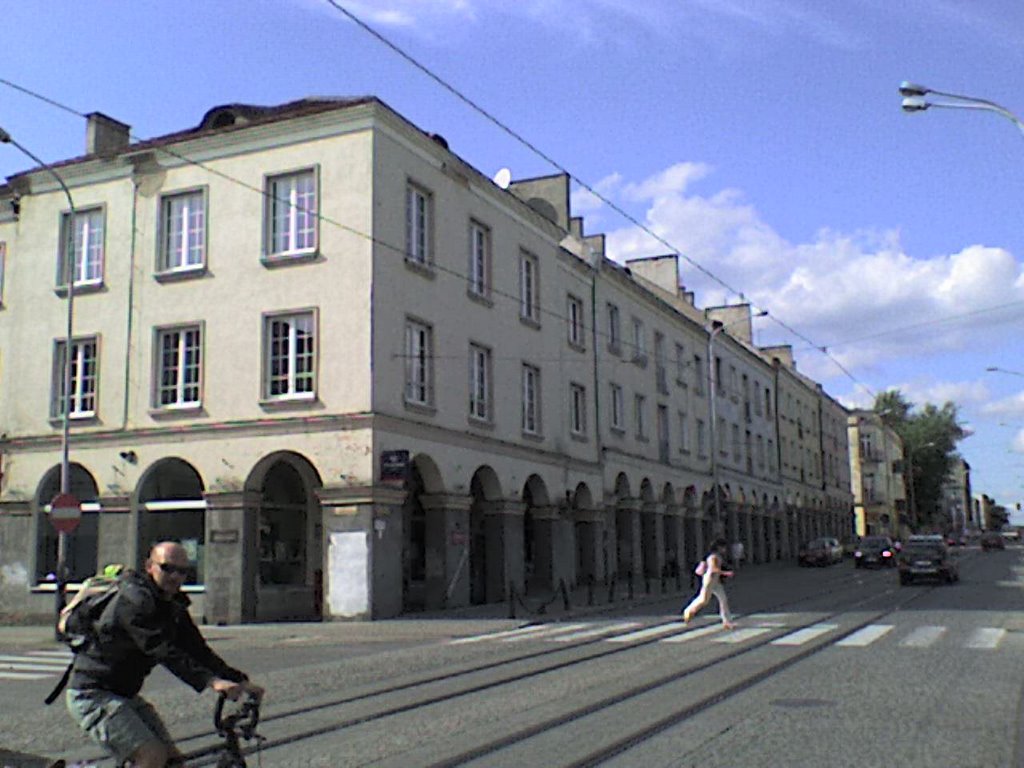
[66,688,174,764]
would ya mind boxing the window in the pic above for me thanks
[631,318,646,362]
[675,343,686,384]
[570,383,587,435]
[696,419,707,457]
[757,435,765,467]
[52,337,98,419]
[754,379,763,415]
[607,303,621,353]
[731,423,741,460]
[679,411,691,453]
[522,363,541,434]
[404,319,433,406]
[0,241,5,306]
[657,405,670,462]
[469,343,492,421]
[717,416,727,456]
[634,394,647,439]
[610,382,624,431]
[468,220,490,296]
[714,357,724,395]
[768,439,776,471]
[694,355,705,396]
[156,325,202,408]
[567,294,585,348]
[59,208,104,286]
[654,332,667,394]
[519,250,539,322]
[264,311,316,400]
[765,387,773,417]
[266,170,317,258]
[405,183,431,265]
[729,365,738,400]
[159,189,206,273]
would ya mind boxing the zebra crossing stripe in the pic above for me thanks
[0,671,52,680]
[450,624,554,645]
[966,628,1006,649]
[0,654,68,666]
[836,624,894,647]
[605,622,686,643]
[771,623,838,646]
[900,626,946,648]
[552,622,641,642]
[502,623,588,642]
[0,662,66,672]
[662,625,723,643]
[713,627,772,644]
[26,650,72,658]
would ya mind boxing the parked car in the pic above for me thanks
[981,532,1006,551]
[799,537,842,567]
[854,535,897,568]
[898,540,959,585]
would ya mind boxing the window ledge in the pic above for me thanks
[519,316,542,331]
[467,415,495,430]
[522,430,544,443]
[54,281,104,298]
[568,341,587,354]
[261,251,322,269]
[149,405,206,420]
[632,354,648,368]
[48,414,98,428]
[403,399,437,416]
[259,395,320,412]
[154,266,209,283]
[570,432,589,443]
[608,342,622,357]
[636,435,650,444]
[610,425,626,435]
[466,290,494,308]
[404,258,436,279]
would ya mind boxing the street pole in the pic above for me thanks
[0,128,78,633]
[900,81,1024,138]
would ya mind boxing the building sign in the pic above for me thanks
[380,450,410,485]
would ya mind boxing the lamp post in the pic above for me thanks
[899,81,1024,138]
[986,366,1024,377]
[706,310,768,539]
[0,127,78,631]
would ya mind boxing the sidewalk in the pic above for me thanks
[0,558,805,649]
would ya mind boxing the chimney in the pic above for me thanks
[86,112,131,157]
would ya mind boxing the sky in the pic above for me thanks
[1,1,1022,518]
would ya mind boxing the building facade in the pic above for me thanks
[0,98,850,622]
[848,410,906,538]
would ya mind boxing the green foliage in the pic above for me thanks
[873,389,969,530]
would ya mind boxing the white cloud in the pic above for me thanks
[599,161,1024,374]
[1013,429,1024,453]
[982,391,1024,419]
[570,172,623,215]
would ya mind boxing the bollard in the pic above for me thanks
[607,574,616,603]
[587,575,595,606]
[560,579,570,611]
[628,576,635,600]
[507,581,516,619]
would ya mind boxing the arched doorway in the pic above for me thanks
[401,454,443,613]
[35,463,100,584]
[468,466,501,605]
[522,475,550,595]
[136,458,205,584]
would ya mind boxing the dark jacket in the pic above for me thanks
[69,570,247,698]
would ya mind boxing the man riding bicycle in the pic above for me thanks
[65,541,264,768]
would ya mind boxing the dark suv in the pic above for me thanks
[898,541,959,585]
[854,535,896,568]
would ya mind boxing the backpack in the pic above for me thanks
[44,564,126,705]
[694,559,707,577]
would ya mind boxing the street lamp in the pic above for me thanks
[0,126,78,630]
[986,366,1024,377]
[706,310,768,538]
[899,81,1024,138]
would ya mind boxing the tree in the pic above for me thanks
[874,390,968,531]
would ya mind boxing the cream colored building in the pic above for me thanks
[0,98,848,622]
[848,410,906,538]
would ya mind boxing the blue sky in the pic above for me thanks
[2,1,1022,517]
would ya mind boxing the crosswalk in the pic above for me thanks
[0,649,71,681]
[449,615,1017,653]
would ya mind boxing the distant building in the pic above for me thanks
[940,456,971,535]
[848,411,905,538]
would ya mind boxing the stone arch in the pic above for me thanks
[468,465,503,605]
[522,474,551,594]
[401,453,446,612]
[135,457,206,582]
[614,472,631,500]
[244,451,323,621]
[34,463,100,584]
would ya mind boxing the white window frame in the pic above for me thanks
[694,355,705,396]
[263,310,316,401]
[404,318,433,406]
[265,169,317,258]
[610,382,624,431]
[519,250,539,322]
[155,324,202,409]
[567,294,584,348]
[522,363,541,435]
[52,336,98,419]
[570,383,587,436]
[406,183,431,265]
[631,317,646,361]
[469,343,492,421]
[634,393,647,439]
[159,189,206,273]
[468,220,490,296]
[59,208,104,287]
[675,343,686,385]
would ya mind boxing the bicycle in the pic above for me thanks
[206,692,263,768]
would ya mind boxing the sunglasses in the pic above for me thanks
[155,562,190,577]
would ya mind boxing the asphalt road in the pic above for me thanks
[3,544,1022,768]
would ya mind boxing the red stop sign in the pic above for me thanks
[49,493,81,534]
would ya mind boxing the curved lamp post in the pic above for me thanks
[706,310,768,538]
[986,366,1024,377]
[0,127,77,631]
[899,81,1024,138]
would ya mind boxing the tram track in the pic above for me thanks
[179,568,934,766]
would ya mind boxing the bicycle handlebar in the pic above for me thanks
[214,691,261,740]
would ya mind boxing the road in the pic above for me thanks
[3,544,1022,767]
